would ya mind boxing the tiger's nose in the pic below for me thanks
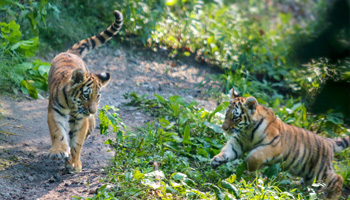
[222,122,229,130]
[89,104,97,114]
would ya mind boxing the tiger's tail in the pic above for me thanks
[67,10,123,58]
[332,136,350,152]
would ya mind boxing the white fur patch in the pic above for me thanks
[100,72,107,78]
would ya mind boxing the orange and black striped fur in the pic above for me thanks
[47,10,123,171]
[211,89,349,199]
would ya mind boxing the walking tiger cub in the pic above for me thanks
[211,89,349,199]
[47,10,123,171]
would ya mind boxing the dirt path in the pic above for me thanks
[0,44,220,200]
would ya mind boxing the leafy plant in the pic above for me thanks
[0,19,50,98]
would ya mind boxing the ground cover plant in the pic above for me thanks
[82,91,349,199]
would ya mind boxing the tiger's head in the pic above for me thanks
[222,89,258,136]
[70,69,110,116]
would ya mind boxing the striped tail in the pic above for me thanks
[68,10,123,58]
[332,136,350,152]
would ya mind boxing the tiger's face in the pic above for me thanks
[70,69,110,116]
[222,89,258,136]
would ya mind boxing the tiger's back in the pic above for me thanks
[211,89,349,199]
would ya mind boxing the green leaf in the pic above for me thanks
[326,113,343,125]
[184,51,191,56]
[264,164,279,178]
[172,172,187,181]
[104,139,113,145]
[204,183,224,200]
[236,161,247,180]
[203,121,223,134]
[220,180,239,198]
[209,101,229,121]
[20,80,38,99]
[183,124,190,143]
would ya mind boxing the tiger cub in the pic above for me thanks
[211,89,349,199]
[47,10,123,171]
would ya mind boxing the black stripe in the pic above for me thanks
[336,141,344,147]
[85,81,93,88]
[289,140,300,168]
[327,176,337,187]
[342,137,349,147]
[315,143,327,180]
[78,47,84,55]
[83,40,89,50]
[233,136,243,152]
[306,133,320,177]
[90,38,96,48]
[71,146,76,153]
[254,136,266,146]
[104,30,114,37]
[298,130,308,171]
[301,133,311,173]
[61,136,64,141]
[96,34,106,43]
[113,23,121,29]
[69,130,76,138]
[57,121,65,130]
[76,143,82,147]
[283,127,297,165]
[54,89,65,109]
[261,135,280,146]
[110,25,117,32]
[53,107,65,117]
[263,117,276,133]
[230,143,237,160]
[62,86,68,107]
[68,117,82,124]
[251,119,263,141]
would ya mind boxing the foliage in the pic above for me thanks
[0,19,50,98]
[82,93,350,199]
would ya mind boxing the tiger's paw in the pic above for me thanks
[65,159,82,173]
[211,154,229,169]
[48,148,70,160]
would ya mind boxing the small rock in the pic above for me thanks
[28,175,34,182]
[89,188,97,194]
[53,173,62,181]
[44,183,50,187]
[1,193,10,198]
[49,176,56,183]
[114,50,121,57]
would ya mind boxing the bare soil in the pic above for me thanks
[0,44,220,200]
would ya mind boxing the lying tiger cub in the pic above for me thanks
[47,10,123,171]
[211,89,349,199]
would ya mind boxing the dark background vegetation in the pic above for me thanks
[0,0,349,199]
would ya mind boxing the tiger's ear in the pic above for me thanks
[71,69,85,85]
[229,88,240,101]
[245,97,257,114]
[96,72,110,87]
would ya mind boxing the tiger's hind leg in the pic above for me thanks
[47,107,70,160]
[65,115,89,172]
[322,171,343,200]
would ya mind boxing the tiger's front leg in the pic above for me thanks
[211,137,243,168]
[65,114,90,172]
[47,107,70,160]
